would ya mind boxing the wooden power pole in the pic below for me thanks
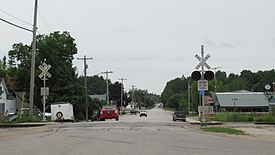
[29,0,38,116]
[77,55,93,122]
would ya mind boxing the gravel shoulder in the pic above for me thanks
[185,118,275,142]
[0,126,47,140]
[225,123,275,142]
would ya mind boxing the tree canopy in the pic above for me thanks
[161,69,275,112]
[1,31,159,120]
[6,31,90,119]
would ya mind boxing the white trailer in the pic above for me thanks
[51,102,75,122]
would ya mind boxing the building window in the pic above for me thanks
[0,103,5,113]
[0,86,2,99]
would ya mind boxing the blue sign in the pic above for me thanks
[199,90,205,95]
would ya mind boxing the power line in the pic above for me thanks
[0,8,33,26]
[50,0,67,29]
[0,17,32,32]
[38,10,51,33]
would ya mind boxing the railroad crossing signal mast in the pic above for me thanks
[39,59,52,122]
[191,45,214,126]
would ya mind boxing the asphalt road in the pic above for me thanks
[1,106,275,155]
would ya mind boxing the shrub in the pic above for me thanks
[14,115,42,123]
[201,127,246,135]
[213,112,255,122]
[213,112,275,122]
[254,114,275,123]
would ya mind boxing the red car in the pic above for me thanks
[100,105,119,121]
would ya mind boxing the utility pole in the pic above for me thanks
[29,0,38,116]
[99,71,113,105]
[188,80,191,114]
[130,85,136,109]
[130,85,136,103]
[77,55,93,122]
[118,77,127,114]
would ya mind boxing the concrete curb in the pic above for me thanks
[189,121,223,125]
[0,123,46,128]
[254,122,275,125]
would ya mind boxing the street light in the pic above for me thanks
[212,67,222,92]
[232,98,238,112]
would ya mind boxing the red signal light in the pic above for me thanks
[204,71,214,81]
[191,71,201,81]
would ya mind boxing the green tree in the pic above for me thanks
[240,70,258,91]
[78,75,106,95]
[109,81,121,106]
[253,70,275,92]
[8,31,89,120]
[161,77,187,107]
[167,93,184,109]
[162,69,275,113]
[35,31,79,108]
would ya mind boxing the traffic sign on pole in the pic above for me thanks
[198,80,208,90]
[199,90,205,95]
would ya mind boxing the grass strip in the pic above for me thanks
[201,126,246,135]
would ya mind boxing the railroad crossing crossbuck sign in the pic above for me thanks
[191,45,214,81]
[39,64,52,79]
[195,53,211,70]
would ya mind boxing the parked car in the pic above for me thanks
[139,111,147,117]
[100,105,119,121]
[44,112,52,118]
[172,111,186,122]
[19,108,42,117]
[91,110,100,121]
[130,108,138,115]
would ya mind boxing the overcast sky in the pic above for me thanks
[1,0,275,94]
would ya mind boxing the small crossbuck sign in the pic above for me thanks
[39,64,52,79]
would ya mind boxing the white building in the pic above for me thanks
[0,78,16,114]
